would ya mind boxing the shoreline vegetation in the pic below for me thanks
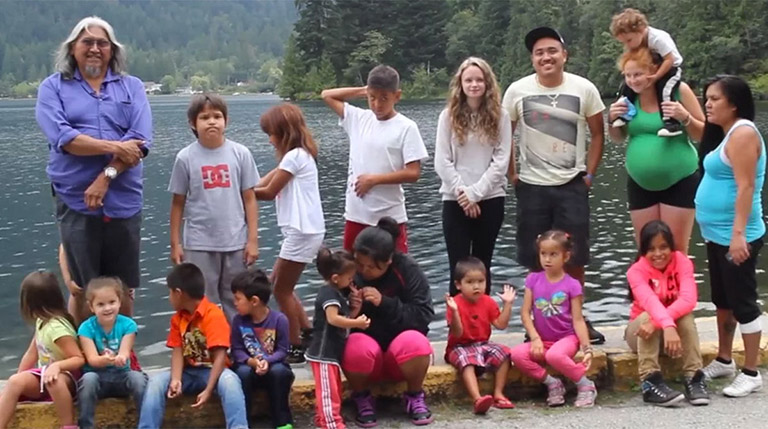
[3,2,768,101]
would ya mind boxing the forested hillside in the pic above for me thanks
[0,0,296,97]
[3,0,767,100]
[280,0,768,99]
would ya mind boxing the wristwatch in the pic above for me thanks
[104,166,118,180]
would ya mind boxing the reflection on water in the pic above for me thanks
[0,95,766,377]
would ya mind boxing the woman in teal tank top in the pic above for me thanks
[695,75,765,398]
[607,48,704,254]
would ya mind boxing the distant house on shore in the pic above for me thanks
[144,81,162,94]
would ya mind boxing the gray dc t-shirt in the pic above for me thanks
[168,139,260,251]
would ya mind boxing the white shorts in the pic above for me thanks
[279,227,325,263]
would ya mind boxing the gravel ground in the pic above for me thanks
[426,387,768,428]
[280,370,768,429]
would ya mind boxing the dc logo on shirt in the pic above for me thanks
[201,164,232,189]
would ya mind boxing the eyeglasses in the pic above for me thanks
[79,38,111,49]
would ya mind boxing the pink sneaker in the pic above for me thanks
[546,378,566,407]
[575,383,597,407]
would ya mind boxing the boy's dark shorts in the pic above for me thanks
[706,237,763,324]
[515,174,590,269]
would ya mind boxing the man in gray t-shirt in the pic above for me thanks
[169,138,260,320]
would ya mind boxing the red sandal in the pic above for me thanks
[473,395,494,414]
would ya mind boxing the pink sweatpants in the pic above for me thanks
[508,334,586,382]
[342,330,433,382]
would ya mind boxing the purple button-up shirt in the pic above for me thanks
[35,68,153,218]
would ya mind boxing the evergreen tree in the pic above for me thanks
[444,10,483,67]
[475,0,511,64]
[386,0,449,80]
[277,34,308,99]
[294,0,339,69]
[305,55,337,94]
[344,30,392,85]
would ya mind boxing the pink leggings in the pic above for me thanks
[342,330,433,382]
[508,334,585,382]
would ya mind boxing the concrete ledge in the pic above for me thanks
[10,351,606,428]
[9,336,768,428]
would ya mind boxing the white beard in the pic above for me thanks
[84,65,102,78]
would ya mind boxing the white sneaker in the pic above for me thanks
[701,359,736,380]
[657,128,683,137]
[723,372,763,397]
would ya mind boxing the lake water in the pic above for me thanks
[0,95,766,378]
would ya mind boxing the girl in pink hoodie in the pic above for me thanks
[625,220,708,407]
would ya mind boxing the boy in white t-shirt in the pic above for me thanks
[610,8,685,137]
[168,94,260,322]
[321,65,429,253]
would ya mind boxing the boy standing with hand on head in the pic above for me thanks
[169,93,260,322]
[138,263,248,429]
[230,269,295,429]
[610,8,685,137]
[321,65,429,253]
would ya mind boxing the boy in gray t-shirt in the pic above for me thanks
[168,94,260,321]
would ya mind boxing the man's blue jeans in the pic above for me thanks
[138,367,248,429]
[77,369,148,429]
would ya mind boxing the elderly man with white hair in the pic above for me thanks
[35,16,152,319]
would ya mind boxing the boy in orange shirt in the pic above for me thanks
[138,263,248,429]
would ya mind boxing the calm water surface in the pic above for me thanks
[0,95,766,378]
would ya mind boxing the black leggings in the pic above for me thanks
[442,197,505,296]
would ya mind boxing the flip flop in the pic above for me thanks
[493,397,516,409]
[473,395,494,414]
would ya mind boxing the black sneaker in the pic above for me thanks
[642,371,685,407]
[684,370,711,406]
[286,344,306,365]
[657,120,683,137]
[586,319,605,345]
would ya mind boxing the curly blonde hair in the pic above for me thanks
[447,57,501,145]
[610,8,649,37]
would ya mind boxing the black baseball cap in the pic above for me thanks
[525,26,565,52]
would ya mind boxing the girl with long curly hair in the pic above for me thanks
[435,57,512,295]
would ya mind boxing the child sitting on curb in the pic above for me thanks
[509,231,597,408]
[626,220,709,407]
[445,257,516,414]
[230,269,295,428]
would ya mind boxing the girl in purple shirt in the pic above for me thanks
[509,230,597,408]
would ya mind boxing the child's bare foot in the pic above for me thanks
[493,395,515,409]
